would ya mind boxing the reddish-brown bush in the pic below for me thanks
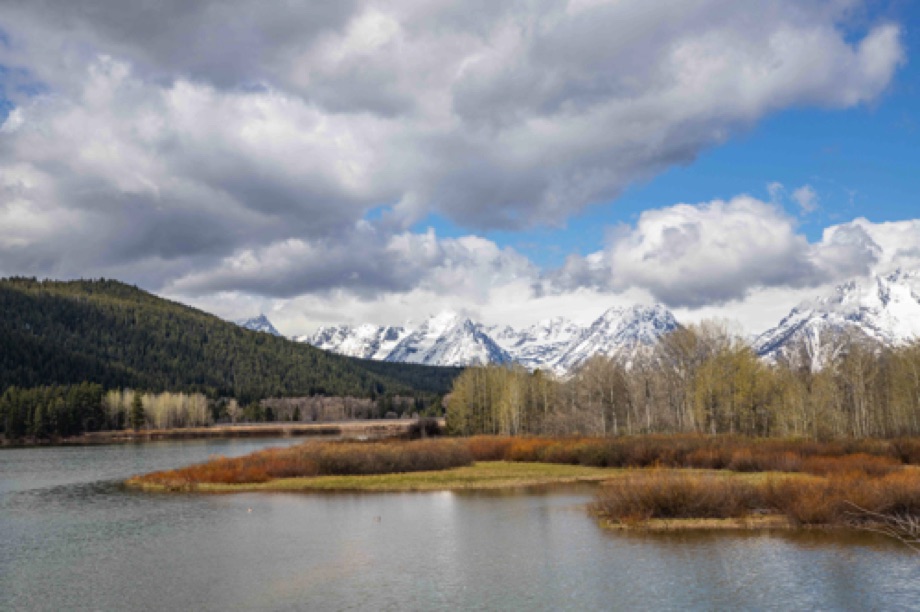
[594,471,763,521]
[460,434,920,473]
[597,468,920,526]
[890,439,920,464]
[466,436,514,461]
[800,453,901,477]
[137,439,473,488]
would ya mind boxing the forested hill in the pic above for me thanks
[0,277,460,401]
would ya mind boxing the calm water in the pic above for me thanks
[2,440,919,611]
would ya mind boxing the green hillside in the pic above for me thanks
[0,277,460,402]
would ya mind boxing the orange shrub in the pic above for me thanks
[800,453,901,477]
[507,438,555,462]
[594,470,763,521]
[137,439,474,487]
[466,436,513,461]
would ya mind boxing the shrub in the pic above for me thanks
[800,453,900,477]
[466,436,514,461]
[594,471,762,521]
[137,439,474,487]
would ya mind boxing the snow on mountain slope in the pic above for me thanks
[489,317,585,370]
[295,305,681,371]
[552,304,680,373]
[385,312,512,366]
[754,270,920,368]
[299,324,408,360]
[236,314,282,337]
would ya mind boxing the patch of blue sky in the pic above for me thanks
[0,61,51,123]
[0,65,12,123]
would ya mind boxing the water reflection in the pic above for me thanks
[2,440,918,611]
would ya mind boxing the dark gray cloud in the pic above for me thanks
[166,228,536,302]
[1,0,358,90]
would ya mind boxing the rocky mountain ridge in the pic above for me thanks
[237,271,920,373]
[292,305,679,373]
[753,270,920,369]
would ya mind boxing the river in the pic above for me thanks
[2,439,918,611]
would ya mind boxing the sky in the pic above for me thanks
[1,0,919,336]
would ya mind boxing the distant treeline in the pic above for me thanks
[0,277,460,402]
[0,383,444,441]
[447,321,920,439]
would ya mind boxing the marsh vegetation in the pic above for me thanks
[129,434,920,540]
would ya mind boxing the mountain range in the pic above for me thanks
[241,270,920,373]
[245,305,681,373]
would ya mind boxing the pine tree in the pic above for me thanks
[130,392,145,431]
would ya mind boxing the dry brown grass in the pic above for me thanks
[465,434,920,473]
[594,466,920,528]
[594,470,764,521]
[135,439,473,490]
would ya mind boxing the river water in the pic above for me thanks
[2,439,918,611]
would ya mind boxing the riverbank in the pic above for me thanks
[1,419,429,447]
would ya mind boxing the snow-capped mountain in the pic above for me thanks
[299,324,408,360]
[236,314,282,337]
[754,270,920,368]
[386,312,512,366]
[296,305,680,372]
[553,305,680,372]
[489,317,585,370]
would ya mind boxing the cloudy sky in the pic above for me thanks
[1,0,919,335]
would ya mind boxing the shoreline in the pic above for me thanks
[596,514,796,531]
[1,419,429,448]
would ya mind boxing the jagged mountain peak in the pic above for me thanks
[552,303,680,373]
[301,322,407,360]
[295,304,680,372]
[754,271,920,367]
[385,311,511,367]
[236,314,282,337]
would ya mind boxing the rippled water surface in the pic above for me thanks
[2,440,918,611]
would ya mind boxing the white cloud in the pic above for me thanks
[547,198,920,310]
[0,3,905,248]
[0,1,910,335]
[767,181,785,203]
[171,208,920,337]
[602,197,816,306]
[792,184,819,213]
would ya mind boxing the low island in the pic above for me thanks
[126,434,920,545]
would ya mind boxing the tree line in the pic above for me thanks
[1,384,445,441]
[447,321,920,439]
